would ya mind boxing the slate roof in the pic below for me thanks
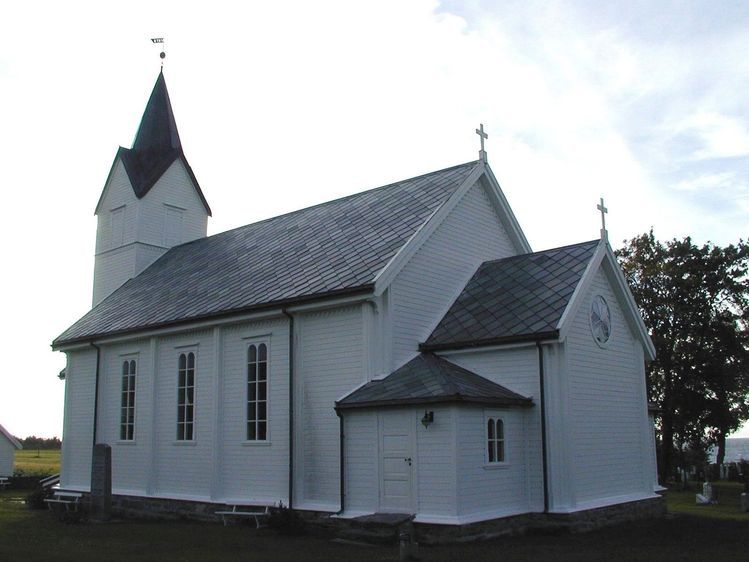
[422,240,599,351]
[336,353,533,409]
[102,70,211,215]
[54,161,478,347]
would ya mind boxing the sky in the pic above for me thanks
[0,0,747,439]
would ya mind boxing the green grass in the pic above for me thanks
[14,449,60,476]
[666,480,749,521]
[0,488,748,562]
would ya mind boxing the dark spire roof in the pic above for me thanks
[132,69,181,153]
[102,71,211,215]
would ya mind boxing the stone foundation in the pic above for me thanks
[92,493,666,545]
[415,496,667,544]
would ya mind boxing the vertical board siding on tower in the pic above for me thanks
[60,348,97,490]
[455,407,529,517]
[416,405,457,517]
[443,347,543,513]
[390,182,516,370]
[153,329,213,499]
[99,340,151,494]
[343,411,378,513]
[566,267,646,504]
[297,305,363,508]
[219,318,289,503]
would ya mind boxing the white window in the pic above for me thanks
[487,417,505,463]
[120,359,136,441]
[164,205,184,247]
[110,206,124,248]
[177,352,196,441]
[247,342,268,441]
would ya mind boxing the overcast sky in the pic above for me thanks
[1,0,747,439]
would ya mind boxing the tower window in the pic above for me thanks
[110,206,125,248]
[164,205,184,247]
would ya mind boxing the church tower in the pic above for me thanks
[92,71,211,307]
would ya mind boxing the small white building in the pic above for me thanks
[53,71,662,530]
[0,423,22,477]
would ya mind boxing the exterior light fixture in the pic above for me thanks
[421,410,434,428]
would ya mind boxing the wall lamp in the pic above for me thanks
[421,410,434,428]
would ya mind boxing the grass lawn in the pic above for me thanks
[666,480,749,521]
[13,449,60,476]
[0,487,747,562]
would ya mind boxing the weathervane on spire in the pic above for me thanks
[475,123,488,163]
[151,37,165,66]
[597,197,608,241]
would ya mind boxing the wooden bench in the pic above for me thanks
[45,491,83,513]
[0,477,9,490]
[215,505,270,528]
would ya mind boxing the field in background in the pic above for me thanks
[14,449,60,476]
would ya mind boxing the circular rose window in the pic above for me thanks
[590,295,611,345]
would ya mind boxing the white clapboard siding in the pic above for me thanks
[98,340,151,494]
[390,181,516,370]
[296,306,363,509]
[136,160,208,247]
[442,347,544,513]
[0,434,16,477]
[95,161,139,254]
[415,405,457,517]
[93,159,208,307]
[152,329,214,499]
[343,411,378,513]
[565,266,648,504]
[60,348,97,491]
[219,318,290,504]
[455,407,529,518]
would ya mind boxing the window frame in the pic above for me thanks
[119,356,137,442]
[245,339,270,443]
[176,350,197,442]
[484,413,508,468]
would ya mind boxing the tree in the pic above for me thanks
[616,231,749,481]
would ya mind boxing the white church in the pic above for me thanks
[53,71,663,532]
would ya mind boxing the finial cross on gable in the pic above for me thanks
[475,124,488,162]
[597,197,608,240]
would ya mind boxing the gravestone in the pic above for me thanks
[90,443,112,520]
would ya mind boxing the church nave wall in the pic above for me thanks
[390,180,516,371]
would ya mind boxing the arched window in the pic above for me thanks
[247,343,268,441]
[177,352,196,440]
[120,359,136,440]
[487,417,505,463]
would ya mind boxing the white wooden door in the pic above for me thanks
[379,411,415,513]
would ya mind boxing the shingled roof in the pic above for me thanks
[336,353,533,409]
[422,240,599,351]
[54,161,479,347]
[99,70,211,216]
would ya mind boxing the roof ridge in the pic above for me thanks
[479,239,599,268]
[172,160,480,250]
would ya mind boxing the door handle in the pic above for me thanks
[404,457,412,466]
